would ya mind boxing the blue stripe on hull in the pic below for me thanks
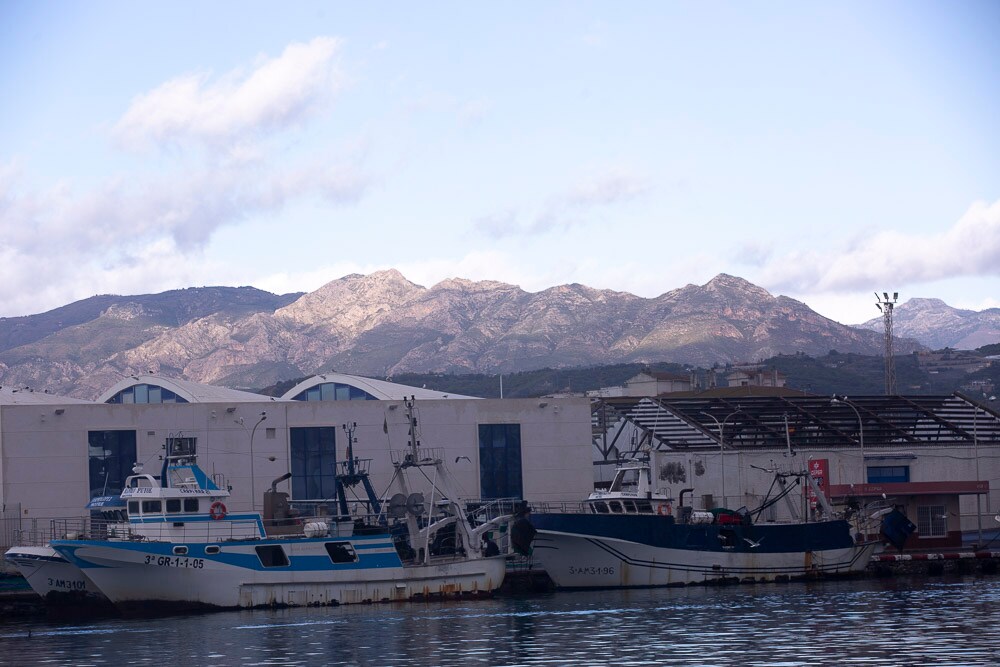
[54,535,404,573]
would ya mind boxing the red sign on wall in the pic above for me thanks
[807,458,829,508]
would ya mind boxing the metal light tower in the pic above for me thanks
[875,291,898,395]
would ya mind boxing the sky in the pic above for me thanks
[1,2,998,325]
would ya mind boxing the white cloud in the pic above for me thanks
[759,199,1000,293]
[113,37,343,150]
[565,167,648,207]
[473,167,649,239]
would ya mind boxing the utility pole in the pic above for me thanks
[875,292,898,395]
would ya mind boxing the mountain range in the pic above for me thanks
[0,270,987,400]
[857,298,1000,350]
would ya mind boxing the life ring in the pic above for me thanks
[209,501,227,520]
[657,505,665,516]
[664,503,672,516]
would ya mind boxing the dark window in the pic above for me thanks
[256,545,289,567]
[183,498,199,512]
[291,427,337,499]
[88,430,137,499]
[173,546,188,555]
[635,500,653,513]
[478,424,523,499]
[623,500,637,513]
[128,501,139,515]
[166,499,181,513]
[593,501,609,514]
[291,382,377,401]
[141,500,162,513]
[205,546,221,555]
[325,542,358,564]
[609,501,624,513]
[867,466,910,483]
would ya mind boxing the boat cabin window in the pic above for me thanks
[166,499,182,513]
[141,500,162,513]
[623,500,637,513]
[635,500,653,513]
[184,499,199,512]
[325,542,358,564]
[128,501,139,515]
[592,501,610,514]
[608,501,624,514]
[608,468,641,493]
[205,546,221,555]
[255,545,289,568]
[173,546,188,556]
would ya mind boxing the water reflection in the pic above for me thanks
[3,578,1000,666]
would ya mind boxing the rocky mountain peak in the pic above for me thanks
[276,270,424,329]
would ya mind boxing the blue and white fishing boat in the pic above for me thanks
[528,456,880,588]
[51,400,513,611]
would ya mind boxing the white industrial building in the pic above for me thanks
[591,392,1000,550]
[0,375,593,551]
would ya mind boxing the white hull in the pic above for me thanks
[533,531,878,588]
[4,545,107,602]
[55,537,507,610]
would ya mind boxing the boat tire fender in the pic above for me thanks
[210,501,227,520]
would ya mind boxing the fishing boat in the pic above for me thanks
[3,495,127,605]
[51,400,513,611]
[527,455,882,588]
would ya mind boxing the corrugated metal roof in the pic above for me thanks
[281,373,479,401]
[592,393,1000,453]
[0,386,94,405]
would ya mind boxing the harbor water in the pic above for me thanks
[2,576,1000,666]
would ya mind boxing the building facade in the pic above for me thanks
[0,376,593,552]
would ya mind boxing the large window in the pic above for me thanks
[291,382,377,401]
[88,430,137,498]
[917,504,948,538]
[105,383,188,404]
[290,427,337,499]
[868,465,910,484]
[478,424,523,499]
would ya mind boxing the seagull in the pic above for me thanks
[743,537,763,548]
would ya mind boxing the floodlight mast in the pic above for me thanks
[876,291,898,395]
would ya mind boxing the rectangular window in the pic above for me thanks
[478,424,523,499]
[255,545,289,567]
[867,466,910,484]
[325,542,358,563]
[128,501,139,515]
[166,499,181,513]
[291,427,337,499]
[917,505,947,537]
[183,498,199,512]
[88,430,138,500]
[141,500,162,513]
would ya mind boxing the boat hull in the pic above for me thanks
[530,513,877,588]
[4,545,108,604]
[51,534,507,610]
